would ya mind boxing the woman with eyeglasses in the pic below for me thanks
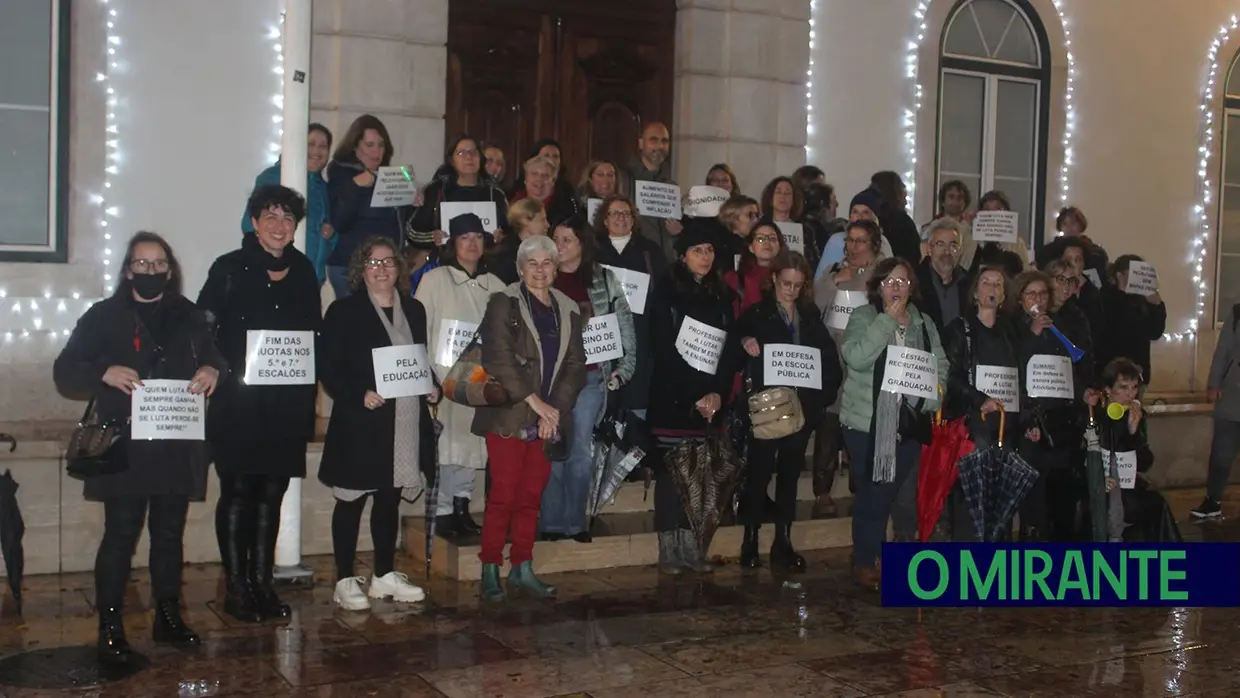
[839,257,946,587]
[716,195,761,274]
[724,218,784,316]
[814,188,893,277]
[55,232,226,663]
[197,185,322,624]
[409,135,510,250]
[737,251,841,570]
[578,160,626,204]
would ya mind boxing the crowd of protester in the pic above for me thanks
[55,112,1200,665]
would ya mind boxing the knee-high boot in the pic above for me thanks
[252,480,291,619]
[217,480,263,623]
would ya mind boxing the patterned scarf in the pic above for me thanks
[370,292,420,488]
[873,321,922,483]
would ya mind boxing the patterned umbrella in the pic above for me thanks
[665,428,746,556]
[587,403,650,520]
[424,406,444,580]
[954,409,1039,541]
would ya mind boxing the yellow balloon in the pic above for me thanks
[1106,402,1128,420]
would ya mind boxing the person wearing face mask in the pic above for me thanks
[240,123,336,286]
[325,115,412,301]
[414,214,503,537]
[55,232,226,664]
[725,219,784,316]
[409,135,509,251]
[490,198,551,285]
[815,188,893,275]
[1095,255,1165,389]
[839,258,946,587]
[197,185,322,624]
[625,122,684,262]
[512,145,582,226]
[915,218,971,333]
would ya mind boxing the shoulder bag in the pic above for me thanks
[442,299,519,407]
[746,352,804,440]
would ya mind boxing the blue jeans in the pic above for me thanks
[842,427,921,568]
[1207,419,1240,502]
[540,371,607,534]
[326,265,350,302]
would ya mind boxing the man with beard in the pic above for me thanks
[625,122,683,262]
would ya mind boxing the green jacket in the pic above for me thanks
[839,304,948,433]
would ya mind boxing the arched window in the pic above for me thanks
[1214,51,1240,321]
[934,0,1051,250]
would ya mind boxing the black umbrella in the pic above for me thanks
[423,407,444,581]
[0,466,25,615]
[588,396,652,522]
[953,410,1039,541]
[665,423,746,557]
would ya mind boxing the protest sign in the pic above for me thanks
[880,346,938,400]
[635,181,682,220]
[775,221,805,253]
[371,166,417,207]
[763,343,822,390]
[373,344,434,399]
[972,210,1019,244]
[674,316,726,374]
[583,314,624,365]
[1026,354,1074,399]
[826,290,867,331]
[434,319,479,367]
[244,330,315,385]
[683,185,729,218]
[131,380,205,441]
[1126,261,1159,296]
[440,201,498,233]
[1103,450,1138,490]
[976,365,1020,412]
[601,265,650,315]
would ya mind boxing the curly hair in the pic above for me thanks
[347,236,411,296]
[592,195,642,237]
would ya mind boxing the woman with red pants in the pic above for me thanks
[473,235,586,600]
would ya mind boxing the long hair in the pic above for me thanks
[347,236,411,297]
[706,163,742,195]
[578,160,626,200]
[443,134,492,185]
[761,250,815,305]
[737,219,785,274]
[966,264,1012,315]
[869,171,906,214]
[507,198,545,240]
[554,216,598,287]
[114,231,184,299]
[760,176,804,220]
[331,114,394,168]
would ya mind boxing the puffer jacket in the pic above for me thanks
[325,157,412,266]
[839,304,947,433]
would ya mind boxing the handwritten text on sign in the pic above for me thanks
[1103,450,1138,489]
[976,365,1020,412]
[434,319,479,367]
[1126,261,1159,296]
[131,380,205,441]
[881,346,938,400]
[1026,354,1074,399]
[583,313,624,365]
[371,166,417,208]
[674,316,726,375]
[600,265,650,315]
[775,221,805,253]
[440,201,498,235]
[972,210,1020,244]
[763,343,821,390]
[372,344,434,399]
[635,181,682,220]
[244,330,315,385]
[827,289,867,331]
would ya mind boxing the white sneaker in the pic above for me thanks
[333,576,371,611]
[368,571,426,603]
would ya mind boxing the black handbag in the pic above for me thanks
[64,398,128,480]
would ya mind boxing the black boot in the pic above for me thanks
[739,524,761,569]
[252,495,291,619]
[435,513,460,538]
[454,497,482,535]
[220,509,264,622]
[97,607,131,664]
[152,599,200,645]
[770,523,806,572]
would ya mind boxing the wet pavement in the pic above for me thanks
[0,487,1237,696]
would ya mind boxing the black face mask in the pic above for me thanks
[131,272,170,300]
[262,252,291,272]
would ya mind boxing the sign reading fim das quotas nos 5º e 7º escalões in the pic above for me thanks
[243,330,316,385]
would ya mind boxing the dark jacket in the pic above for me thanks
[736,296,842,425]
[54,294,227,501]
[647,269,740,434]
[1013,303,1092,448]
[410,170,509,235]
[196,237,321,451]
[488,235,522,286]
[942,313,1021,442]
[915,259,971,333]
[325,158,412,266]
[624,156,678,262]
[1096,284,1166,384]
[318,292,437,490]
[1037,236,1110,285]
[597,231,668,412]
[879,205,923,265]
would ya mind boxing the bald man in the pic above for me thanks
[625,122,683,262]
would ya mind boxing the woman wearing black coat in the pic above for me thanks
[320,236,438,611]
[197,185,321,623]
[408,135,510,244]
[736,252,841,571]
[1096,254,1167,386]
[54,232,226,664]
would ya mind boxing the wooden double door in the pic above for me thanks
[445,0,676,190]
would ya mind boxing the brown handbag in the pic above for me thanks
[442,333,510,407]
[748,387,804,440]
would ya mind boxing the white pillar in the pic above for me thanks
[274,0,312,574]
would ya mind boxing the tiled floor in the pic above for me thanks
[0,488,1238,697]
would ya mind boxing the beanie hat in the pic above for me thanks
[849,187,885,217]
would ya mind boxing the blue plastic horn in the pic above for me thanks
[1049,325,1086,363]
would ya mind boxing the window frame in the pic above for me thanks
[1212,94,1240,328]
[0,0,71,263]
[932,0,1052,253]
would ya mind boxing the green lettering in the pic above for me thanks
[961,550,1005,600]
[1128,551,1158,600]
[909,551,949,600]
[1023,550,1054,600]
[1010,545,1020,599]
[1057,551,1090,601]
[1159,550,1189,601]
[1092,550,1126,600]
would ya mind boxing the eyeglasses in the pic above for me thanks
[455,148,479,158]
[1022,289,1050,299]
[930,240,960,252]
[776,280,805,291]
[608,210,633,220]
[1053,275,1081,287]
[880,277,910,288]
[746,211,762,221]
[364,257,398,269]
[130,259,169,274]
[753,234,780,244]
[844,236,871,246]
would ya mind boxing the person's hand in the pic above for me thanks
[413,188,425,207]
[1025,427,1041,443]
[1146,292,1161,305]
[353,170,376,187]
[695,392,721,420]
[526,395,560,431]
[980,398,1002,415]
[102,365,142,396]
[884,296,908,322]
[537,416,557,441]
[1209,387,1222,403]
[431,229,447,247]
[742,337,760,358]
[428,387,441,405]
[363,390,385,410]
[1105,477,1118,493]
[1129,400,1143,430]
[1030,312,1053,336]
[834,266,855,283]
[321,223,335,239]
[1083,388,1101,407]
[666,219,683,235]
[189,366,219,396]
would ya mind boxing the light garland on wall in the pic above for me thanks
[805,1,817,162]
[98,0,121,295]
[1050,0,1076,213]
[268,14,284,164]
[903,2,929,205]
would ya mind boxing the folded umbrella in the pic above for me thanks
[665,421,746,557]
[424,406,444,580]
[917,406,975,542]
[588,398,651,521]
[955,408,1039,541]
[1083,407,1108,542]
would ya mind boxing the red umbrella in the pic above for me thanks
[917,405,975,542]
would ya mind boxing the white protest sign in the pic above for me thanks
[635,180,682,220]
[976,365,1020,413]
[601,265,650,315]
[880,346,938,400]
[440,201,499,234]
[674,316,727,375]
[587,198,603,223]
[684,185,729,218]
[372,344,434,399]
[1026,354,1074,399]
[1083,268,1102,289]
[131,380,205,441]
[827,290,867,331]
[244,330,315,385]
[1126,261,1159,296]
[1103,450,1138,490]
[434,319,479,367]
[371,166,417,208]
[775,221,806,253]
[582,313,624,365]
[763,343,822,390]
[972,210,1019,244]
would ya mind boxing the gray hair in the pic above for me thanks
[926,217,961,238]
[522,155,555,176]
[517,235,558,269]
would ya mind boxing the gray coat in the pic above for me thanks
[625,157,678,263]
[1209,306,1240,422]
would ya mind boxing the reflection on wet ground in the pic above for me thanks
[0,488,1238,696]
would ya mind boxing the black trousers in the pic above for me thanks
[95,495,190,612]
[215,473,290,582]
[811,413,842,497]
[745,429,812,527]
[332,488,402,581]
[1018,447,1080,541]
